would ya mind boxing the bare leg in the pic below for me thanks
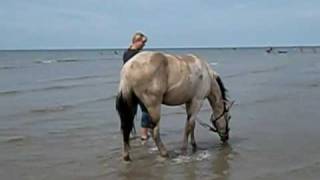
[140,128,148,139]
[140,107,150,141]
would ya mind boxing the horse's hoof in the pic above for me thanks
[221,139,229,144]
[220,135,229,143]
[123,155,131,161]
[192,145,197,153]
[160,151,169,158]
[180,148,187,156]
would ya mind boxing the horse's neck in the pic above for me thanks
[207,82,225,117]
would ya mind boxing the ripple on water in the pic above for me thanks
[0,136,26,143]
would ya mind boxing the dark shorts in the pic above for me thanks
[139,104,152,128]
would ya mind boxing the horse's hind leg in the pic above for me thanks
[182,100,202,154]
[116,92,137,161]
[147,104,168,158]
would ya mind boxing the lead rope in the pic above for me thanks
[197,100,234,133]
[196,109,227,133]
[197,118,217,132]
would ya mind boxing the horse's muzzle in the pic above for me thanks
[220,134,229,143]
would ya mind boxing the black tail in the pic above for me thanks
[115,90,138,145]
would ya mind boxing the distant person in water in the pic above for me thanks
[266,47,273,53]
[122,32,151,142]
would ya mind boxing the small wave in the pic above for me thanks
[30,105,73,113]
[34,58,81,64]
[73,95,117,106]
[253,95,286,104]
[0,66,19,70]
[56,58,80,63]
[34,60,56,64]
[0,90,20,96]
[34,56,120,64]
[225,65,287,79]
[0,136,26,143]
[106,80,119,84]
[29,96,116,114]
[4,95,117,118]
[48,75,106,83]
[0,83,99,96]
[210,62,219,66]
[32,84,87,92]
[97,95,117,102]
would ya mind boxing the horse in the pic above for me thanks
[116,51,233,161]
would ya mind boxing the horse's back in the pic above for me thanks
[162,54,213,105]
[120,51,169,97]
[122,51,167,75]
[120,51,215,105]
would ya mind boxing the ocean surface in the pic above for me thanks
[1,47,320,180]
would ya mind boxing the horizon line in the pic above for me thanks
[0,44,319,51]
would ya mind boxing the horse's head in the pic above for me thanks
[210,100,234,143]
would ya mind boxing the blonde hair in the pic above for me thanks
[132,32,148,43]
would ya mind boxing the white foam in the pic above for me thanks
[171,150,211,164]
[172,155,192,164]
[196,150,211,161]
[34,59,56,64]
[210,62,218,66]
[148,146,158,154]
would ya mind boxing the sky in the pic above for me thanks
[1,0,320,49]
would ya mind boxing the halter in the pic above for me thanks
[197,101,234,134]
[197,108,229,133]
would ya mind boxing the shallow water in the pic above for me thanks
[1,47,320,180]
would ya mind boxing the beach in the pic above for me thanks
[1,47,320,180]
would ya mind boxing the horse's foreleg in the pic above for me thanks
[182,100,202,154]
[190,119,197,152]
[181,117,190,154]
[148,104,168,158]
[181,119,197,154]
[152,123,168,157]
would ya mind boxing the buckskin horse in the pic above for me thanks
[116,51,233,161]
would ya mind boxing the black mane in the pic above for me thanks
[216,76,228,101]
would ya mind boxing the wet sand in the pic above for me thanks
[0,48,320,179]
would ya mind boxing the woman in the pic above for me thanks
[122,32,151,142]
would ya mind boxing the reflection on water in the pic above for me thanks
[107,140,237,180]
[212,143,233,180]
